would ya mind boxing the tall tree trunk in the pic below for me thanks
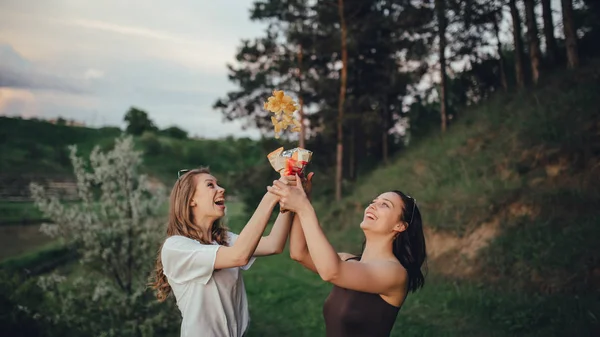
[336,0,347,201]
[382,97,389,165]
[493,11,509,91]
[349,123,355,180]
[435,0,448,133]
[541,0,559,65]
[297,45,305,148]
[381,103,390,165]
[509,0,526,88]
[561,0,579,68]
[524,0,542,84]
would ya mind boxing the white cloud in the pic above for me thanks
[61,19,191,44]
[83,68,104,80]
[0,0,268,139]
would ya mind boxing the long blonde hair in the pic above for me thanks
[151,167,229,302]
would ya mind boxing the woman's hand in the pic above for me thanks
[303,172,315,198]
[267,174,311,214]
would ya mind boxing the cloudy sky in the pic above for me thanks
[0,0,267,138]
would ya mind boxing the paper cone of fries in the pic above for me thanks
[267,147,313,212]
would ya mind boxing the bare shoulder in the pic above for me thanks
[363,259,407,281]
[372,259,408,286]
[337,252,358,261]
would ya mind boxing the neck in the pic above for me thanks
[192,215,216,242]
[361,234,395,261]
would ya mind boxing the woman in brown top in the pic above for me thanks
[268,174,426,337]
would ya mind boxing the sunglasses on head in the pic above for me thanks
[406,195,417,226]
[177,169,190,179]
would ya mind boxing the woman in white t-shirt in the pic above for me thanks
[151,167,293,337]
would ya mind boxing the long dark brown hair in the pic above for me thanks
[360,190,427,293]
[150,167,229,302]
[392,190,427,293]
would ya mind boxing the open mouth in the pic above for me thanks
[365,212,377,220]
[214,197,225,207]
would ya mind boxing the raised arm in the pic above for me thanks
[288,173,349,272]
[289,211,318,272]
[252,175,301,256]
[290,214,354,273]
[269,178,406,296]
[214,192,279,269]
[252,209,293,256]
[288,173,314,270]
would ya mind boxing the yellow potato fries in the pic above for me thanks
[264,90,301,138]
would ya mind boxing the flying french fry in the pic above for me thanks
[264,90,301,138]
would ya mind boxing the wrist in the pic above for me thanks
[296,199,313,217]
[264,192,279,207]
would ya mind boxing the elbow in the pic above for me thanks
[319,270,338,282]
[234,255,251,268]
[318,263,341,282]
[290,249,305,262]
[272,245,285,255]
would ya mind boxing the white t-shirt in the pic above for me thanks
[161,232,256,337]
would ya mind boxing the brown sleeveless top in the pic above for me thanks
[322,257,401,337]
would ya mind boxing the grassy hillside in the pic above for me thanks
[0,117,122,175]
[237,61,600,336]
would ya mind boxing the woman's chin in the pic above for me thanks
[212,204,226,216]
[359,220,369,229]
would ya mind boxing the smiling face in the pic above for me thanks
[360,191,407,236]
[190,173,226,219]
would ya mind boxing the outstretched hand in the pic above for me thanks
[267,174,311,214]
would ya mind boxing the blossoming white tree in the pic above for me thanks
[30,136,178,337]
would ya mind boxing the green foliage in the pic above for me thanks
[124,107,158,136]
[0,242,73,275]
[159,126,188,139]
[0,117,122,174]
[140,131,162,156]
[0,201,45,225]
[0,270,71,337]
[28,136,173,336]
[215,0,435,176]
[320,61,600,235]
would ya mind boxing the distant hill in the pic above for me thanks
[0,117,122,176]
[0,116,286,201]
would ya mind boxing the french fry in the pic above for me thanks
[264,90,302,138]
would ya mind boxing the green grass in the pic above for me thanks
[481,187,600,294]
[226,202,587,337]
[0,241,73,275]
[236,252,599,337]
[0,201,46,225]
[0,223,55,260]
